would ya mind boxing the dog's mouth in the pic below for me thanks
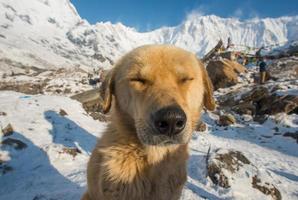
[135,121,191,146]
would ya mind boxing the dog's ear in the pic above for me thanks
[198,60,216,111]
[99,69,115,114]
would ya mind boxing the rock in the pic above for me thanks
[232,101,256,115]
[218,114,236,126]
[283,131,298,143]
[0,164,13,175]
[241,86,269,102]
[1,138,27,150]
[252,175,282,200]
[71,88,100,105]
[268,95,298,115]
[196,121,207,132]
[55,89,62,94]
[242,114,253,122]
[208,163,230,188]
[230,86,298,117]
[0,82,46,95]
[59,109,68,116]
[207,149,250,188]
[63,88,71,94]
[2,124,14,137]
[270,85,283,93]
[207,149,281,199]
[268,56,298,79]
[206,59,247,90]
[60,147,82,158]
[89,112,108,122]
[253,115,268,124]
[0,111,7,116]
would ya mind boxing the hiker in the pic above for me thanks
[227,37,232,49]
[259,58,267,84]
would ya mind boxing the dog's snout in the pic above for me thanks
[152,105,186,136]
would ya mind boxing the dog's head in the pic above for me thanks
[100,45,215,146]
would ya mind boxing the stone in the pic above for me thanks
[230,86,298,116]
[232,101,255,115]
[195,121,207,132]
[241,86,269,102]
[283,131,298,143]
[206,59,247,90]
[0,111,7,116]
[207,149,250,188]
[252,175,281,200]
[59,109,68,116]
[1,138,27,150]
[89,112,108,122]
[218,114,236,126]
[61,147,82,158]
[2,124,14,137]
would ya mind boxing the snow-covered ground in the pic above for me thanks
[0,91,104,199]
[0,76,297,200]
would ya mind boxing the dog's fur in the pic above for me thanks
[82,45,215,200]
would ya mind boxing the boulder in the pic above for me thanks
[283,131,298,143]
[232,101,256,115]
[1,124,14,137]
[89,112,108,122]
[195,121,207,132]
[60,147,82,158]
[207,149,250,188]
[71,88,109,121]
[252,175,281,200]
[218,114,236,126]
[241,86,269,102]
[59,109,68,116]
[207,149,281,199]
[223,86,298,117]
[0,111,6,116]
[1,138,27,150]
[206,59,247,90]
[268,56,298,79]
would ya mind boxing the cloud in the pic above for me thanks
[232,8,243,18]
[185,5,207,21]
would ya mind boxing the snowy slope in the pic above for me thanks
[0,0,297,72]
[0,88,297,199]
[0,91,104,199]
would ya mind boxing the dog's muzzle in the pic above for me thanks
[151,105,187,136]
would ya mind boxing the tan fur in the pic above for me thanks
[82,45,215,200]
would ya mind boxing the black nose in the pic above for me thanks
[152,105,187,136]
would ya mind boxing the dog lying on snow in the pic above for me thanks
[82,45,215,200]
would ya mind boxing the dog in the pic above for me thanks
[82,45,215,200]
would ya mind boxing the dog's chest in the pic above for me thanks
[145,153,188,200]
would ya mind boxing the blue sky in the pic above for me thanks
[71,0,298,31]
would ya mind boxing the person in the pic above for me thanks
[259,58,267,84]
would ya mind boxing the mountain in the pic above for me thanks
[0,0,297,72]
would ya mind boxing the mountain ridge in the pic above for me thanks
[0,0,297,72]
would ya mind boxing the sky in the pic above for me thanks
[71,0,298,32]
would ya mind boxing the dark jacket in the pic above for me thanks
[259,61,267,72]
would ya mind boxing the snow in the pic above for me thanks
[0,89,297,199]
[0,91,104,199]
[0,0,297,72]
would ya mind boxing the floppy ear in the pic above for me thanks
[99,69,114,114]
[198,60,216,111]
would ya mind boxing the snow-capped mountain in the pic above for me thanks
[0,0,297,71]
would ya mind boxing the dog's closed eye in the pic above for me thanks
[180,77,194,84]
[130,78,147,84]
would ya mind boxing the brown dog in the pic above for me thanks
[82,45,215,200]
